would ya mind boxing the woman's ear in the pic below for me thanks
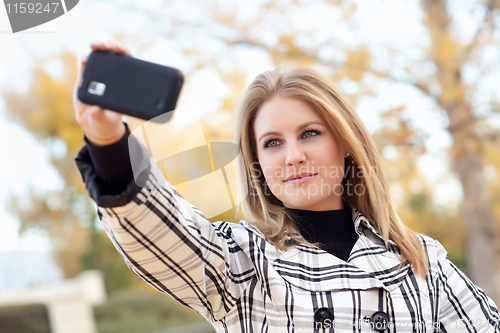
[341,144,348,159]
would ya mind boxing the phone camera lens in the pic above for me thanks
[88,81,106,96]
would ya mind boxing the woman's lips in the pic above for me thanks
[285,173,318,184]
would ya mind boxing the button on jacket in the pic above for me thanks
[75,138,500,333]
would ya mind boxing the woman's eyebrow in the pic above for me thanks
[258,121,325,143]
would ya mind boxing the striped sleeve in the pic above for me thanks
[435,240,500,332]
[77,137,256,322]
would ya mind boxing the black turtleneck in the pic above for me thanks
[286,206,358,262]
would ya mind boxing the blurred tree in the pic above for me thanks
[373,106,467,269]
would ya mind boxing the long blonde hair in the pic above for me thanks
[233,67,429,278]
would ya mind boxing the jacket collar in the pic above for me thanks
[242,203,411,293]
[346,200,397,247]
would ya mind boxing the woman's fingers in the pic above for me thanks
[74,54,88,89]
[90,39,133,57]
[117,43,133,56]
[72,54,88,112]
[72,55,87,117]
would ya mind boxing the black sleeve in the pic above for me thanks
[84,122,134,195]
[75,122,151,207]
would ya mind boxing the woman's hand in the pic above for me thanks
[73,39,133,146]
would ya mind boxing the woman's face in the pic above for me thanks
[253,95,347,211]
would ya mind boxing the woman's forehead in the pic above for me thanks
[255,96,322,126]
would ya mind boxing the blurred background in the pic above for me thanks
[1,0,499,332]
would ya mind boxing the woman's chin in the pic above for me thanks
[281,197,319,209]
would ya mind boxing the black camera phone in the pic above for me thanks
[77,50,184,123]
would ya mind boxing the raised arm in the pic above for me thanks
[73,39,256,322]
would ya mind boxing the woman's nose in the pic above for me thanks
[286,143,306,166]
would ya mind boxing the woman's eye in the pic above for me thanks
[303,130,319,138]
[263,129,320,149]
[264,139,278,148]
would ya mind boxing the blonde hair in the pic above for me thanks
[233,67,429,278]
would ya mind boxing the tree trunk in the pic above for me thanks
[453,137,500,304]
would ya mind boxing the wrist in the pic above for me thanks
[84,123,126,147]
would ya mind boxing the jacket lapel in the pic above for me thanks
[271,205,411,293]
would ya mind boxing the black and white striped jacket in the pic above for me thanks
[75,140,500,333]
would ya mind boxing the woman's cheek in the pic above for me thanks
[261,161,279,179]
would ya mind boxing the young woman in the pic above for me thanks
[74,40,500,332]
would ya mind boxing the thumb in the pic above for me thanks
[88,107,105,120]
